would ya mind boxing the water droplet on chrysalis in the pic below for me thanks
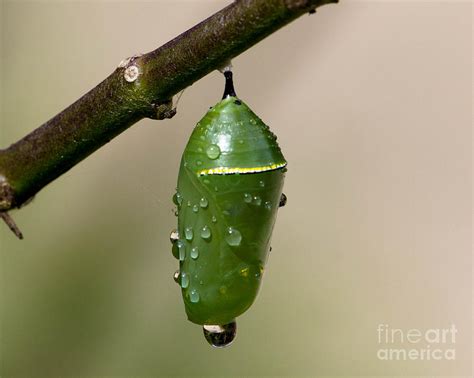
[190,246,199,259]
[189,289,200,303]
[211,215,217,223]
[206,144,221,160]
[255,265,264,279]
[192,204,199,213]
[203,321,237,348]
[225,227,242,246]
[200,197,208,208]
[172,192,182,206]
[243,193,252,203]
[253,196,262,206]
[177,240,186,261]
[259,180,265,188]
[264,201,272,210]
[184,227,193,241]
[181,272,189,288]
[200,225,211,240]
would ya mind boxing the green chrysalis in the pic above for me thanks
[171,71,287,347]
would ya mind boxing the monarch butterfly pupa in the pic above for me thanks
[171,70,287,347]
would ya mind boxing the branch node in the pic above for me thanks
[150,100,177,120]
[124,65,140,83]
[117,53,143,68]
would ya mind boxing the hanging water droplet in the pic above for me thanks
[206,144,221,160]
[211,215,217,223]
[243,193,252,203]
[172,192,180,206]
[253,196,262,206]
[200,197,208,208]
[200,225,211,240]
[264,201,272,210]
[192,204,199,213]
[189,289,200,303]
[177,240,186,261]
[169,229,179,244]
[225,227,242,246]
[279,193,287,207]
[203,321,237,348]
[181,272,189,288]
[184,227,193,241]
[190,246,199,259]
[171,243,179,259]
[173,270,180,283]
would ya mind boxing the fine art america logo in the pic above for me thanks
[376,324,457,361]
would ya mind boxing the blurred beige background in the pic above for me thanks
[0,0,471,376]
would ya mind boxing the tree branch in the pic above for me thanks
[0,0,337,231]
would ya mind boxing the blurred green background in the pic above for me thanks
[0,1,471,376]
